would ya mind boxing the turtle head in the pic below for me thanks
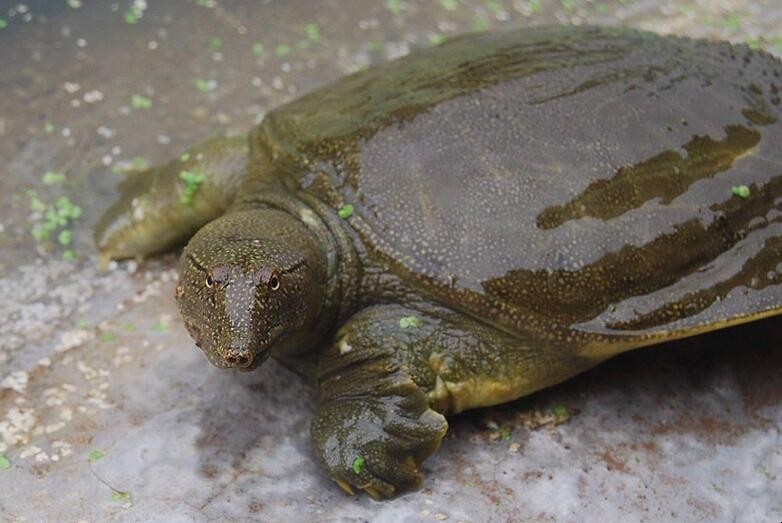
[176,209,327,371]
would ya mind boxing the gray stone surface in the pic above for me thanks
[0,1,780,522]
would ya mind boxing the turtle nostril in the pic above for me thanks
[223,350,253,368]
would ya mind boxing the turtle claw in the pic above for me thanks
[362,486,383,501]
[334,479,355,496]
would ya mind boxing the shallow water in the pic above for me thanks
[1,1,781,521]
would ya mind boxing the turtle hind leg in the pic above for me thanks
[94,134,249,262]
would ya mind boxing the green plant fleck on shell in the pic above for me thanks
[732,185,750,198]
[399,316,423,329]
[0,454,10,470]
[352,456,365,474]
[88,449,105,462]
[338,204,354,219]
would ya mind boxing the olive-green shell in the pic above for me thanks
[252,26,782,354]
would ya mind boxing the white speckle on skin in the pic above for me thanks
[299,208,319,229]
[338,338,352,355]
[132,198,145,222]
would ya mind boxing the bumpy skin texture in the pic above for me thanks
[96,26,782,498]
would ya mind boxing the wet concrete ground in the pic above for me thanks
[0,1,781,521]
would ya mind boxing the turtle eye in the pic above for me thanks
[205,275,214,288]
[269,275,280,291]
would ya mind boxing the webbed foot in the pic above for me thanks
[312,391,447,499]
[311,305,448,499]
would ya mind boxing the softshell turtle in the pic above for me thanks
[96,26,782,498]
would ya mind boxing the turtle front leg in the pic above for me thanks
[311,305,448,499]
[94,135,248,262]
[312,303,596,498]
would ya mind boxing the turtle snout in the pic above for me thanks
[222,348,254,369]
